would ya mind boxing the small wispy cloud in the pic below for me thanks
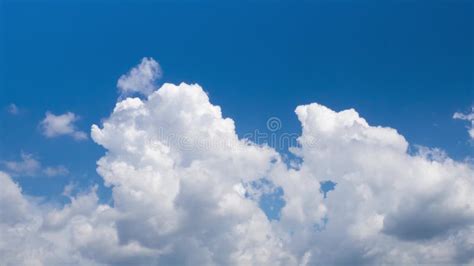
[39,111,87,141]
[453,107,474,139]
[2,152,41,176]
[43,165,69,177]
[2,152,69,177]
[6,103,20,115]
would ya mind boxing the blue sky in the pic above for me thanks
[0,1,472,200]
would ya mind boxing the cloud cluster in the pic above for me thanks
[1,59,473,265]
[454,108,474,139]
[40,111,87,141]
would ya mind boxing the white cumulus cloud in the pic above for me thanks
[291,103,474,264]
[1,59,473,265]
[40,111,88,140]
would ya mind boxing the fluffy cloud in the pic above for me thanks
[40,111,87,140]
[292,103,474,264]
[91,82,295,265]
[0,172,107,265]
[1,152,69,177]
[1,59,473,265]
[117,57,161,96]
[454,107,474,139]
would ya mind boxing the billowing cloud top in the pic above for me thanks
[1,58,473,265]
